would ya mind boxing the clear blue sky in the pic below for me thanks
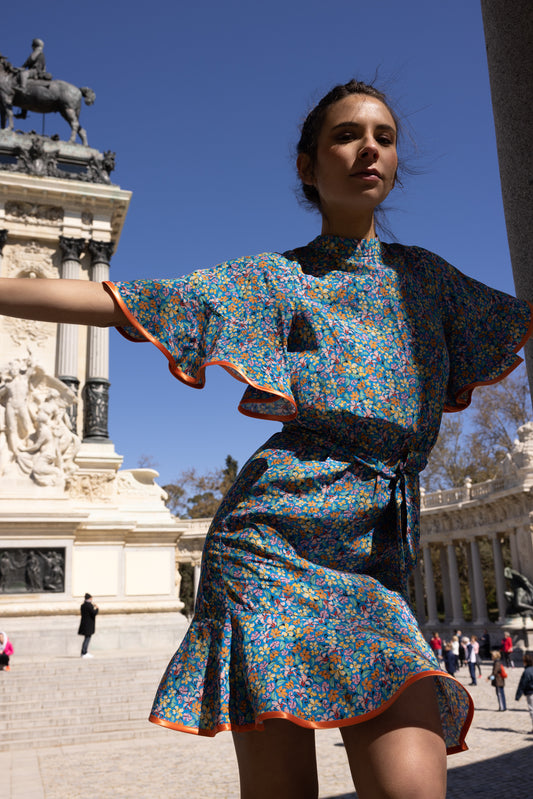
[2,1,519,485]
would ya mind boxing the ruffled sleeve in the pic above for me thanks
[103,255,297,421]
[439,259,533,411]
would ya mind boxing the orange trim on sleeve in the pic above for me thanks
[444,299,533,413]
[148,669,473,756]
[103,280,297,422]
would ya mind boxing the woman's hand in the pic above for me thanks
[0,278,127,327]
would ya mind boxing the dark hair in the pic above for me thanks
[524,653,533,667]
[296,79,402,213]
[84,592,92,600]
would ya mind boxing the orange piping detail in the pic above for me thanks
[103,281,297,421]
[444,300,533,413]
[148,669,473,756]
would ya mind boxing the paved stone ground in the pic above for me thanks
[1,657,532,798]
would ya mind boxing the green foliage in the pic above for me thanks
[163,455,239,519]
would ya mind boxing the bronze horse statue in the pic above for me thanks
[0,58,95,146]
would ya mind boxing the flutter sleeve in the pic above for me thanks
[439,259,533,411]
[103,255,297,421]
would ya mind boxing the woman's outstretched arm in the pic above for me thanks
[0,278,127,327]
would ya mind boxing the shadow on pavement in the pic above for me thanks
[322,743,533,799]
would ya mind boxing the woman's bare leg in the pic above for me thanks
[340,676,447,799]
[232,719,319,799]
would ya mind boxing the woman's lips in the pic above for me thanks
[351,171,382,181]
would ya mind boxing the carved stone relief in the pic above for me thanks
[5,201,64,224]
[0,354,80,486]
[0,242,59,346]
[66,471,115,501]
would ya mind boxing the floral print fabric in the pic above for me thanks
[106,236,532,754]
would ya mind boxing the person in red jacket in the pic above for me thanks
[430,632,443,662]
[501,632,514,668]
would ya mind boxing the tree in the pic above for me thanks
[163,455,239,519]
[421,366,532,491]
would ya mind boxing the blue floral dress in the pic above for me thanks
[106,235,532,754]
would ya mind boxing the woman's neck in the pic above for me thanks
[320,211,376,240]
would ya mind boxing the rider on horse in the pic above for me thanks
[19,39,51,93]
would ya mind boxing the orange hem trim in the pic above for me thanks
[444,300,533,413]
[103,281,297,421]
[148,669,473,756]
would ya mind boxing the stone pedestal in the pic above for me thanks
[0,135,186,647]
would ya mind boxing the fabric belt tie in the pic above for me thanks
[349,448,428,590]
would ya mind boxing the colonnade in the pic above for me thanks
[57,235,114,440]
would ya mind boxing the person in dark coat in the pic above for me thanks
[78,593,98,657]
[515,653,533,732]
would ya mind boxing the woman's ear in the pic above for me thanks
[297,153,314,185]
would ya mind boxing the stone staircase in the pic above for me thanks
[0,651,173,751]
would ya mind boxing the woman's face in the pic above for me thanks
[298,94,398,230]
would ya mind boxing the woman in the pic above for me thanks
[0,79,530,799]
[471,634,482,677]
[490,651,507,711]
[0,630,13,670]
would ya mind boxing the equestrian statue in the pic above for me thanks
[0,40,95,146]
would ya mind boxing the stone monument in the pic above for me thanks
[0,41,189,656]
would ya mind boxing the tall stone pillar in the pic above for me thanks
[481,2,533,398]
[470,538,489,625]
[491,533,508,623]
[509,529,521,572]
[422,545,439,627]
[83,240,114,441]
[58,237,85,431]
[413,563,426,626]
[439,547,453,624]
[447,543,465,627]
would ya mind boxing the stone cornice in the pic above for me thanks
[0,171,131,244]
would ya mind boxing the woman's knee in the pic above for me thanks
[232,719,319,799]
[340,677,447,799]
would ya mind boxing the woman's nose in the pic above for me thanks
[358,140,379,161]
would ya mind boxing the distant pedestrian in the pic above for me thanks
[430,632,443,662]
[489,651,507,711]
[480,629,491,659]
[501,631,514,668]
[78,593,98,658]
[463,637,477,685]
[443,643,458,677]
[456,631,466,668]
[471,634,482,677]
[515,653,533,733]
[0,630,13,670]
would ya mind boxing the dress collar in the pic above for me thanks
[307,234,382,265]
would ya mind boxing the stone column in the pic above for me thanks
[509,529,521,572]
[470,538,489,625]
[439,547,453,624]
[481,2,533,399]
[83,240,114,441]
[422,545,439,627]
[193,563,201,601]
[413,563,426,625]
[491,533,508,623]
[447,542,465,627]
[58,237,85,431]
[466,544,478,625]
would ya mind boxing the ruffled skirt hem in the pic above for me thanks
[149,668,473,755]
